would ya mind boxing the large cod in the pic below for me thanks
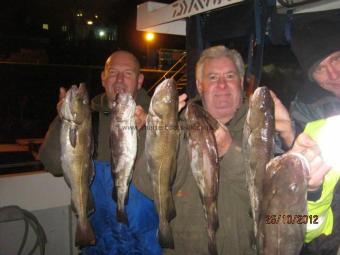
[60,83,95,247]
[145,78,179,249]
[185,102,219,255]
[243,86,275,241]
[110,93,137,224]
[258,153,309,255]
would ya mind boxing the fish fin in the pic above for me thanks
[70,201,77,214]
[167,194,176,221]
[75,220,96,247]
[69,127,77,147]
[88,161,95,185]
[87,191,95,216]
[112,187,118,202]
[158,222,174,249]
[117,208,129,225]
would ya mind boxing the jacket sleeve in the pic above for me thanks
[290,97,313,136]
[38,116,63,177]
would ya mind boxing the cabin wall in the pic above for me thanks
[0,172,78,255]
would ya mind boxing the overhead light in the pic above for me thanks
[145,32,155,42]
[95,14,99,19]
[87,20,93,25]
[99,30,105,37]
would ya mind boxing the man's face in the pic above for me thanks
[196,57,243,123]
[312,51,340,97]
[101,51,144,102]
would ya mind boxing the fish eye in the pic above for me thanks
[289,183,298,192]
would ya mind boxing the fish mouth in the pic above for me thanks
[114,87,127,94]
[69,85,79,98]
[112,82,128,95]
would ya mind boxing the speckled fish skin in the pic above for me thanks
[145,78,178,249]
[60,83,95,247]
[258,153,309,255]
[110,93,137,225]
[185,102,219,255]
[243,86,275,241]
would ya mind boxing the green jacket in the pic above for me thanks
[38,88,150,176]
[290,87,340,135]
[134,99,256,255]
[303,119,340,243]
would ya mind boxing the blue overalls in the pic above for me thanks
[81,160,162,255]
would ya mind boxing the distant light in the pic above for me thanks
[76,12,83,17]
[42,24,49,30]
[62,25,67,32]
[99,30,105,37]
[87,20,93,25]
[145,32,155,42]
[95,14,99,19]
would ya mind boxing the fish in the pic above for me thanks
[110,93,137,225]
[145,78,179,249]
[184,102,219,255]
[243,86,275,241]
[258,153,309,255]
[60,83,95,247]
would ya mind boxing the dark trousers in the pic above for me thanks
[300,182,340,255]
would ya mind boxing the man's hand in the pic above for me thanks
[178,93,188,112]
[135,106,147,130]
[290,133,331,191]
[270,91,295,148]
[57,87,67,118]
[214,125,232,158]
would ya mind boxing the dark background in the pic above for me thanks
[0,0,315,171]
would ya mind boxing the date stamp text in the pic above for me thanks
[265,214,319,224]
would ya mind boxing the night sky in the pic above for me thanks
[0,0,185,64]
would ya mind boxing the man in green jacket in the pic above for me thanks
[289,16,340,255]
[39,50,162,255]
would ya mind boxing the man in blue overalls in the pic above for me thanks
[39,50,162,255]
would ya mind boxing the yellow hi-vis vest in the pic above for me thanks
[304,119,340,243]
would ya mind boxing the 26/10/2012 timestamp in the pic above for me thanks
[265,214,319,224]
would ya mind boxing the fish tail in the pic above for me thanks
[75,220,96,247]
[207,220,218,255]
[208,237,218,255]
[158,222,174,249]
[117,208,129,225]
[87,191,95,216]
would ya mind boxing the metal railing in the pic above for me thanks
[147,52,187,94]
